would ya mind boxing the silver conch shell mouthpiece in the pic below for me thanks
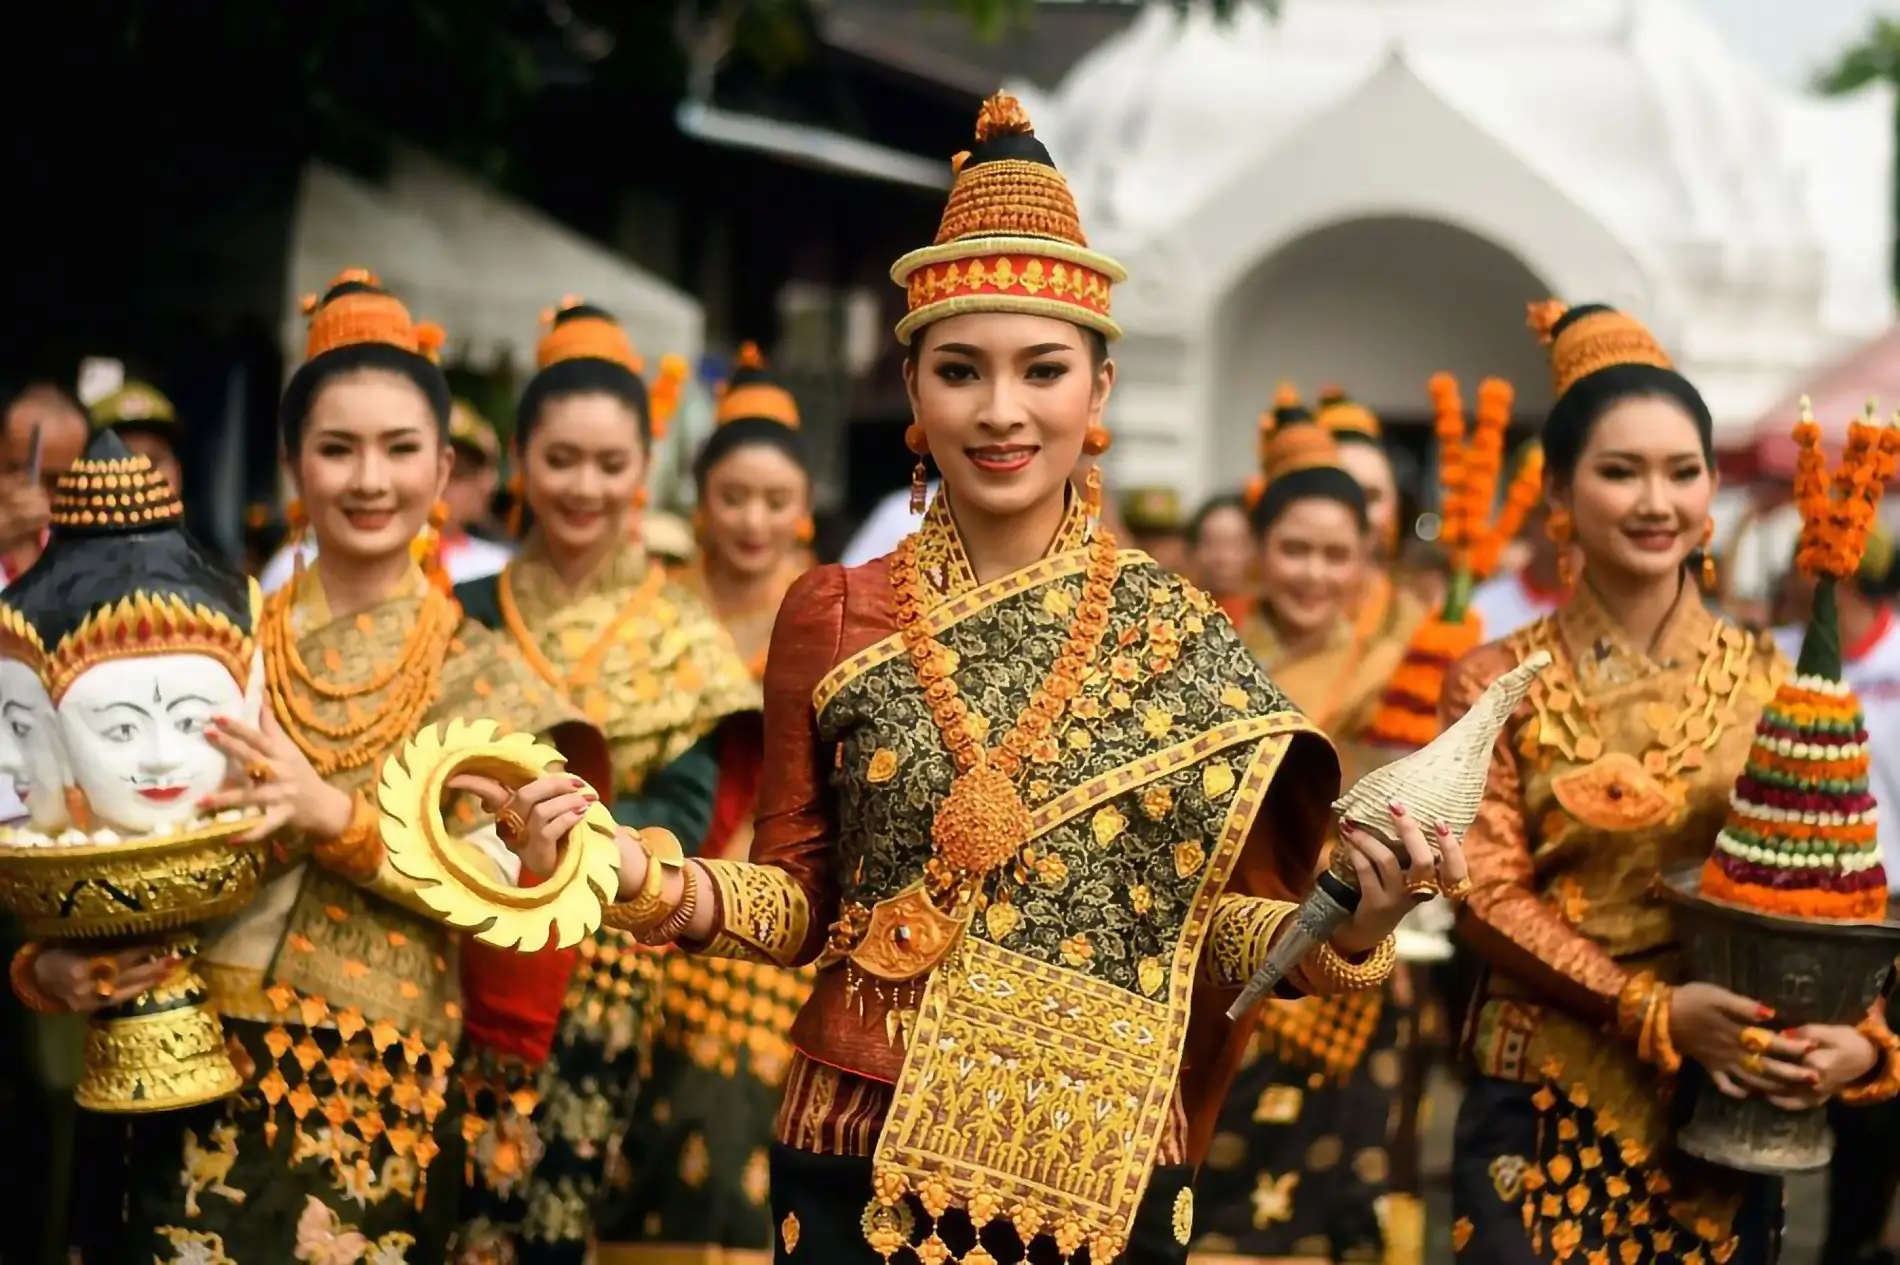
[1225,649,1550,1019]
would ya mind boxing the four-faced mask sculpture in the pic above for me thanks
[0,429,268,1112]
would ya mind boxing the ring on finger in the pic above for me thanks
[1403,877,1439,903]
[1741,1050,1766,1075]
[494,794,527,848]
[88,957,119,998]
[1440,876,1473,903]
[246,761,275,785]
[1739,1026,1775,1055]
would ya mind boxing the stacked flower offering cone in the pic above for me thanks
[1365,373,1542,748]
[1701,400,1899,921]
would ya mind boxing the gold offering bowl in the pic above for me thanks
[0,813,269,1112]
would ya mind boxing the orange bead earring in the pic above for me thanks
[1547,505,1577,591]
[905,423,930,514]
[796,515,815,545]
[1083,424,1111,456]
[1699,517,1717,590]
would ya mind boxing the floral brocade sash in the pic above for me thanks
[814,549,1316,1260]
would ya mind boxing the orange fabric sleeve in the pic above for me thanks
[1442,643,1631,1025]
[724,564,847,966]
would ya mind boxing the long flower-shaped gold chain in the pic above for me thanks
[889,523,1120,887]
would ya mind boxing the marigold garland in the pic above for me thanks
[1366,371,1537,750]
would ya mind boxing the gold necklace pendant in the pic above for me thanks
[932,760,1033,880]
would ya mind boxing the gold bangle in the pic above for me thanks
[1302,933,1397,993]
[314,790,384,883]
[9,944,66,1015]
[636,862,701,947]
[602,837,671,934]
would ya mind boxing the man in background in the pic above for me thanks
[89,381,183,496]
[0,383,88,585]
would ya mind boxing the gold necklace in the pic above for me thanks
[261,584,454,776]
[889,524,1120,890]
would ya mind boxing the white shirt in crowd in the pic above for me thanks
[841,482,939,568]
[1776,609,1900,893]
[1469,570,1565,642]
[259,533,514,594]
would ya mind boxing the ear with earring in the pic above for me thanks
[286,497,309,586]
[1082,424,1112,522]
[906,423,930,514]
[796,515,815,545]
[1546,504,1577,591]
[1698,517,1718,590]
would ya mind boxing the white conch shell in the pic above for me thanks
[1333,650,1550,850]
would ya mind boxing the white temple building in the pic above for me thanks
[1011,0,1895,503]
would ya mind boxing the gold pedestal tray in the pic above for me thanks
[0,812,268,1113]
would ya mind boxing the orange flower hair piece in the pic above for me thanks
[536,298,644,374]
[301,268,446,365]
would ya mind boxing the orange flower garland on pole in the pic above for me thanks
[1365,372,1540,750]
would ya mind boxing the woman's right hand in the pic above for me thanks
[446,771,599,879]
[1668,981,1816,1098]
[32,945,180,1014]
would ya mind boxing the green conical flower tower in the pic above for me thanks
[1701,400,1898,921]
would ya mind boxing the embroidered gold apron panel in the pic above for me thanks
[870,731,1295,1254]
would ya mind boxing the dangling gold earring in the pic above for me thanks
[796,515,815,545]
[1547,506,1576,590]
[1081,424,1112,523]
[905,423,930,514]
[633,487,648,510]
[1699,517,1718,590]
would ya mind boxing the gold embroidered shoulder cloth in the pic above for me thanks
[500,537,759,797]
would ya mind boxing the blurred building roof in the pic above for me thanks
[821,0,1143,94]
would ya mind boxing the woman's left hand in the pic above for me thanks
[1745,1023,1881,1110]
[201,709,354,844]
[1331,802,1468,957]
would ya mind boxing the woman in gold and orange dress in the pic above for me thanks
[452,301,757,1264]
[594,344,816,1262]
[1444,301,1892,1264]
[1194,415,1423,1265]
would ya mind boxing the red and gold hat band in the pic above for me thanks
[892,237,1126,345]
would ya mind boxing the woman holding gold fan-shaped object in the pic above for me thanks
[1441,301,1894,1265]
[482,93,1470,1265]
[589,342,815,1262]
[448,300,757,1265]
[34,271,610,1263]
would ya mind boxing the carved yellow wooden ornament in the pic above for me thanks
[377,718,622,950]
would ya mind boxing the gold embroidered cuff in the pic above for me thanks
[1840,1009,1900,1106]
[693,858,814,967]
[1295,934,1397,996]
[1203,893,1297,989]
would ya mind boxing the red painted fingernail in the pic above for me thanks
[582,792,598,802]
[1757,1005,1775,1020]
[1389,802,1405,816]
[1435,822,1452,837]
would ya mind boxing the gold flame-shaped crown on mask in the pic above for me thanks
[44,591,256,707]
[0,603,43,671]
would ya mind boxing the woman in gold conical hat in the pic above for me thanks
[480,91,1465,1265]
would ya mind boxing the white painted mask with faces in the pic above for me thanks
[56,651,260,836]
[0,655,70,831]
